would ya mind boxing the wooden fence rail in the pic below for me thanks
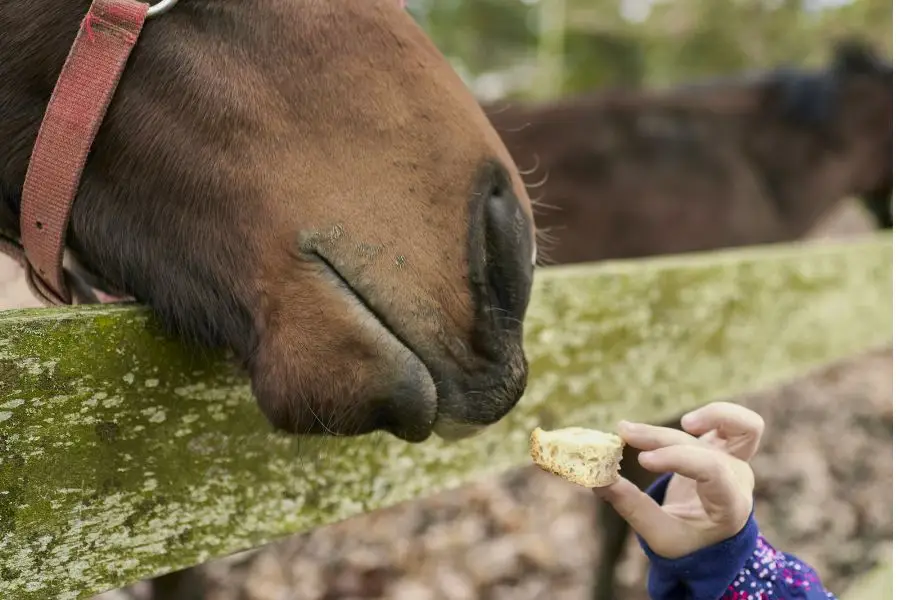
[0,233,892,599]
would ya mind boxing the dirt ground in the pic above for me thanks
[2,202,892,600]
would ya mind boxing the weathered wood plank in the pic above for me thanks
[0,234,892,599]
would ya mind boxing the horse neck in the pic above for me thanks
[741,110,881,237]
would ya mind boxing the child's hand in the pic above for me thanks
[594,402,763,559]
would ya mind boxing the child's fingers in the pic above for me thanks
[593,477,682,552]
[680,402,764,461]
[617,420,703,452]
[638,444,749,526]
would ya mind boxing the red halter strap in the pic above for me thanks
[17,0,148,305]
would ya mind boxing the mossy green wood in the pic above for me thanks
[0,234,892,599]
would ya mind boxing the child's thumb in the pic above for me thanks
[593,478,675,551]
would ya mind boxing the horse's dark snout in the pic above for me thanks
[484,192,534,325]
[469,172,535,345]
[428,164,535,442]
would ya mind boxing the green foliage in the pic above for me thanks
[561,30,645,92]
[410,0,892,100]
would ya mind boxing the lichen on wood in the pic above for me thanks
[0,234,892,599]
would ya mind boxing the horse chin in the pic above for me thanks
[431,418,488,442]
[251,327,439,443]
[288,256,441,443]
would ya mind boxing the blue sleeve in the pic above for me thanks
[636,473,838,600]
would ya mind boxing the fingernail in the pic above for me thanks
[618,420,635,431]
[639,450,657,464]
[682,412,699,428]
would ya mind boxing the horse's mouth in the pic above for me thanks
[307,251,523,444]
[309,252,440,441]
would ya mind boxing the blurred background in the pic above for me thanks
[405,0,891,102]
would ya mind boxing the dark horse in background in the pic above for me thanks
[489,39,891,267]
[1,0,538,598]
[487,38,891,600]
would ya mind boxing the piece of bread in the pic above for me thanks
[529,426,625,488]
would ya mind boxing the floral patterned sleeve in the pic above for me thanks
[636,473,838,600]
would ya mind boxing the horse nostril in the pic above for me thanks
[481,183,533,329]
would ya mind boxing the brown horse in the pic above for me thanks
[486,38,891,600]
[1,0,537,597]
[488,39,891,269]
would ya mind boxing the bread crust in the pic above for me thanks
[529,426,625,488]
